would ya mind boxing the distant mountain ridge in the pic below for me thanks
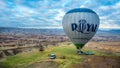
[0,27,65,35]
[0,27,120,36]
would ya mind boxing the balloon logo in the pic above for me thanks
[62,8,99,50]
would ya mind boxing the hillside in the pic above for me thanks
[0,42,120,68]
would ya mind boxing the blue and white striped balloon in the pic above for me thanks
[62,8,99,49]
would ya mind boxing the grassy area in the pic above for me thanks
[49,46,84,68]
[0,42,119,68]
[0,51,48,68]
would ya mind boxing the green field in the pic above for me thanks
[0,42,119,68]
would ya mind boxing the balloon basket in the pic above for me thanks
[77,50,94,55]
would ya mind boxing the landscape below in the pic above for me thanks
[0,27,120,68]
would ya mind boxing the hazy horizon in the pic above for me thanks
[0,26,120,30]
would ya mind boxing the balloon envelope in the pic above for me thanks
[62,8,99,49]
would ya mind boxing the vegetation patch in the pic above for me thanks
[0,42,119,68]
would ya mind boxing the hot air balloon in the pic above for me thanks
[62,8,99,54]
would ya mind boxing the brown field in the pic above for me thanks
[84,41,120,53]
[0,28,120,68]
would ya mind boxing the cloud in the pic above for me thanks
[98,1,120,29]
[100,20,120,29]
[0,0,120,29]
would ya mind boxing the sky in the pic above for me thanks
[0,0,120,29]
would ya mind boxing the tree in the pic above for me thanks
[39,44,44,51]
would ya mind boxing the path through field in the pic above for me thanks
[27,61,59,68]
